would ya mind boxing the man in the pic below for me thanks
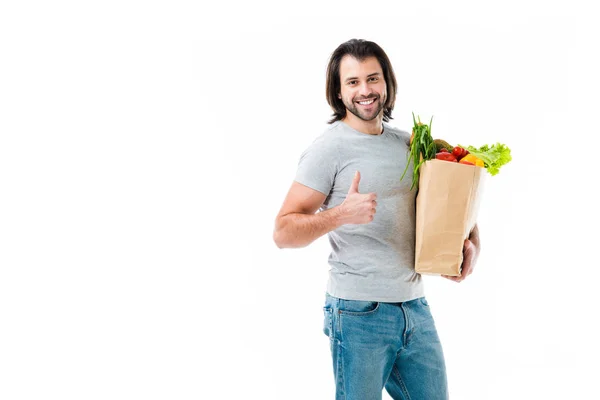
[273,38,480,400]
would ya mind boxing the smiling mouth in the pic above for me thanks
[356,98,377,106]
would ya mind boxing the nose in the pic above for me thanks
[358,81,372,98]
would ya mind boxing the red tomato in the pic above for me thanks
[436,152,458,162]
[452,146,468,160]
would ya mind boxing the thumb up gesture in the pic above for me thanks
[340,171,377,225]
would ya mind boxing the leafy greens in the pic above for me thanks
[458,143,512,176]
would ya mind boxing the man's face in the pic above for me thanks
[338,55,387,122]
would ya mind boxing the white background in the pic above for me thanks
[1,1,598,399]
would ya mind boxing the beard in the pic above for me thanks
[343,94,386,121]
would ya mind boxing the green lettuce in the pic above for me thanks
[458,143,512,176]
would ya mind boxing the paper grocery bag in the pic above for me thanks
[415,159,486,276]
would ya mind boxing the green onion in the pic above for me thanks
[400,112,437,190]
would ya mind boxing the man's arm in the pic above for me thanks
[274,173,376,249]
[274,206,345,249]
[469,223,481,255]
[273,181,340,249]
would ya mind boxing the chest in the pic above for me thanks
[339,141,412,196]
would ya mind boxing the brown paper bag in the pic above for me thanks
[415,159,486,276]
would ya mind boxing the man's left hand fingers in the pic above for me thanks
[440,238,476,283]
[442,274,463,282]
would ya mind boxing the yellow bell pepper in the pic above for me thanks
[460,154,485,167]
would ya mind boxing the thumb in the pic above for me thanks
[349,171,361,193]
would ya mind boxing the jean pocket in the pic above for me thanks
[419,297,429,307]
[323,307,333,338]
[338,299,380,316]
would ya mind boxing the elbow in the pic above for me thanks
[273,216,305,249]
[273,233,282,249]
[273,229,286,249]
[274,233,308,249]
[273,217,288,249]
[273,228,300,249]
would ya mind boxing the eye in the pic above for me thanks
[369,77,379,82]
[348,80,357,85]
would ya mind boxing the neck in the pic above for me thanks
[341,113,384,135]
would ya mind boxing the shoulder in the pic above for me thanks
[304,122,343,150]
[384,123,411,146]
[297,123,342,163]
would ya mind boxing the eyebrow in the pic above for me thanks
[344,72,381,82]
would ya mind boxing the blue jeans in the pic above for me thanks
[323,293,448,400]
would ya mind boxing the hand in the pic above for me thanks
[339,171,377,225]
[442,238,477,283]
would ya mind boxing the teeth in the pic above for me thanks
[358,99,375,105]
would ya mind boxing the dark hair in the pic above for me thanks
[325,39,398,124]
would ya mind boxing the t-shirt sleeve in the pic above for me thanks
[294,137,338,196]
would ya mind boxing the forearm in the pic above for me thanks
[469,224,480,255]
[274,206,345,249]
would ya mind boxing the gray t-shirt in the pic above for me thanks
[294,120,424,302]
